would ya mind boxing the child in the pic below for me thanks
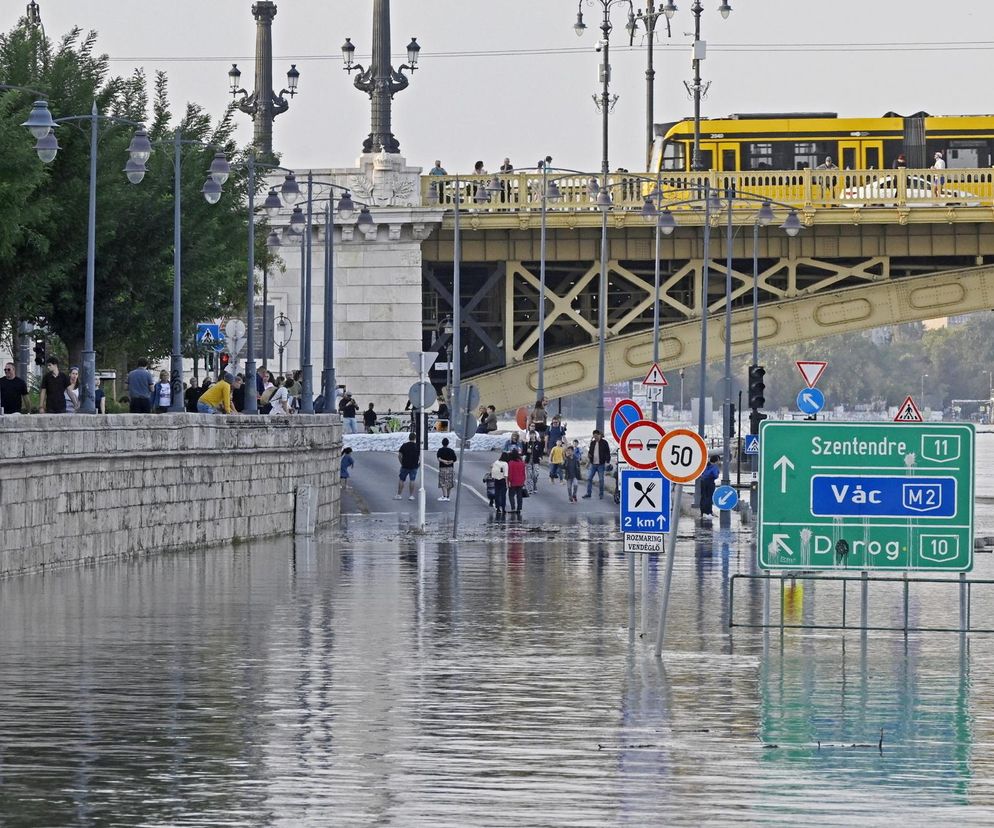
[484,470,496,507]
[564,440,582,503]
[549,439,565,482]
[340,447,354,489]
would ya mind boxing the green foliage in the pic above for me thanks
[0,16,274,367]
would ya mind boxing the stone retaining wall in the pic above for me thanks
[0,414,341,577]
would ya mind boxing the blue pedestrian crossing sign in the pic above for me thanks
[619,468,671,533]
[796,387,825,415]
[744,434,759,455]
[196,323,224,353]
[713,484,739,511]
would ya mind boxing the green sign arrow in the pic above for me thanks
[758,421,975,572]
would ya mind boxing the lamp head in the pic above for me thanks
[208,152,230,185]
[546,181,562,201]
[596,189,613,209]
[228,64,242,96]
[573,10,586,36]
[22,100,56,140]
[341,37,356,68]
[280,171,301,206]
[288,206,305,235]
[718,1,732,18]
[128,128,153,164]
[123,158,147,185]
[262,188,282,217]
[641,198,658,219]
[659,207,677,235]
[781,209,802,237]
[266,230,281,250]
[34,129,59,163]
[663,1,678,19]
[337,191,356,220]
[356,206,374,231]
[201,175,222,204]
[406,38,421,66]
[757,200,774,226]
[286,64,300,96]
[486,174,502,194]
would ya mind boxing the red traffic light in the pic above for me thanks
[219,352,231,371]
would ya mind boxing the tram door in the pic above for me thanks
[838,139,885,170]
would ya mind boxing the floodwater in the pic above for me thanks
[3,434,994,825]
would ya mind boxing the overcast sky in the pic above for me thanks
[11,1,994,173]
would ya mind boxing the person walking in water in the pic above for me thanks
[491,451,510,516]
[340,447,354,491]
[699,454,721,517]
[506,450,527,515]
[436,437,457,501]
[395,432,421,501]
[548,439,565,483]
[582,430,611,499]
[564,439,582,503]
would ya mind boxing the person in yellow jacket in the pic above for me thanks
[197,373,236,414]
[548,439,565,483]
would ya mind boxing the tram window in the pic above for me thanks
[866,146,880,169]
[948,140,990,168]
[661,140,686,171]
[842,147,857,169]
[721,149,737,171]
[697,149,714,170]
[743,142,773,170]
[794,141,831,171]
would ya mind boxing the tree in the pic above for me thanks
[0,15,274,369]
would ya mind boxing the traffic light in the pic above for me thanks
[749,410,768,435]
[219,352,230,372]
[728,402,737,437]
[748,364,766,409]
[33,338,46,365]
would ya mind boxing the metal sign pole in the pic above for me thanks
[641,553,650,636]
[451,388,475,541]
[418,353,427,532]
[654,483,683,657]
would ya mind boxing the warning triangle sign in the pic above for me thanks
[643,362,668,387]
[894,396,924,423]
[796,360,827,388]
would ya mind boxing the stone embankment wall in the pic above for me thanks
[0,414,341,577]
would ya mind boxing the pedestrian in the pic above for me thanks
[436,396,450,431]
[475,405,489,434]
[340,447,354,490]
[893,154,907,169]
[582,429,611,499]
[491,451,509,515]
[254,365,267,410]
[474,160,487,176]
[549,439,565,482]
[699,454,721,516]
[528,398,548,448]
[126,358,154,413]
[232,375,246,412]
[197,372,235,414]
[269,376,293,415]
[63,366,80,414]
[38,357,69,414]
[339,391,359,433]
[94,376,106,414]
[564,440,582,503]
[931,151,946,196]
[436,437,457,501]
[395,432,421,501]
[486,405,498,432]
[524,430,543,493]
[506,450,527,515]
[0,362,29,415]
[363,402,378,433]
[503,432,523,453]
[547,414,566,449]
[815,156,838,170]
[500,157,513,173]
[259,371,277,414]
[152,370,172,413]
[429,160,447,176]
[184,379,203,413]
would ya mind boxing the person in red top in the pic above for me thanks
[506,451,527,515]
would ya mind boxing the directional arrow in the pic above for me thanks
[773,455,795,494]
[801,391,817,407]
[718,489,735,507]
[772,533,794,557]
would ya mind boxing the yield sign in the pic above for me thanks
[894,395,924,423]
[796,360,827,388]
[642,362,668,387]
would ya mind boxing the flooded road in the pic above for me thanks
[2,521,994,826]
[3,430,994,824]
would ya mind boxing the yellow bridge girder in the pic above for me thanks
[469,263,994,412]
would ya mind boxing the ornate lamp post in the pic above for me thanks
[634,2,674,166]
[342,0,420,154]
[228,1,300,160]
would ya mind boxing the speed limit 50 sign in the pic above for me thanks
[655,428,709,484]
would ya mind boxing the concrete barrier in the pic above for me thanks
[0,413,341,577]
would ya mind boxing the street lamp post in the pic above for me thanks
[342,0,420,154]
[23,98,149,414]
[228,1,300,160]
[574,0,636,433]
[635,2,675,166]
[921,373,928,405]
[275,312,292,376]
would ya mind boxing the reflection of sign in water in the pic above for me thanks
[759,421,974,571]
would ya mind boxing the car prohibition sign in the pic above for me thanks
[655,428,709,484]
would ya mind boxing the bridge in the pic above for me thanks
[418,168,994,411]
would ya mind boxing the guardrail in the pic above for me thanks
[729,572,988,634]
[421,168,994,213]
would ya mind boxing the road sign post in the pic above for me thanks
[758,421,974,571]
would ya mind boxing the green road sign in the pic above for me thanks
[758,421,975,571]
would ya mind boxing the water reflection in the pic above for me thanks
[0,529,992,824]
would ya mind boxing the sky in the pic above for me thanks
[9,1,994,174]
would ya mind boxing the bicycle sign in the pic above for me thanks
[655,428,709,484]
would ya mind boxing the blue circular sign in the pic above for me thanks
[796,386,825,415]
[713,485,739,511]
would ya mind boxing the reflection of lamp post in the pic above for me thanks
[275,312,292,376]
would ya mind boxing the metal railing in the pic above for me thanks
[729,571,991,634]
[421,168,994,213]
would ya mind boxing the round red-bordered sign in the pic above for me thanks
[655,428,709,483]
[619,420,667,470]
[610,398,644,443]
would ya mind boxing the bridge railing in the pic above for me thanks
[421,168,994,212]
